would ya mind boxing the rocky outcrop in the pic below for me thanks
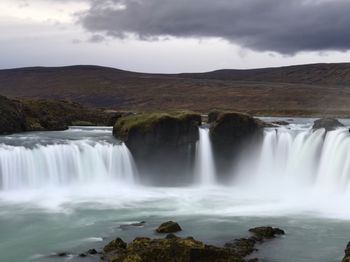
[0,96,26,135]
[313,118,344,131]
[0,95,120,134]
[342,242,350,262]
[113,111,202,184]
[209,112,267,178]
[156,221,182,233]
[101,224,285,262]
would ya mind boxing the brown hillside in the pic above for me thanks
[1,63,350,116]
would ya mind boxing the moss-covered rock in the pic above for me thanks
[0,95,120,134]
[156,221,182,233]
[113,111,202,184]
[209,112,267,177]
[312,118,344,131]
[102,226,285,262]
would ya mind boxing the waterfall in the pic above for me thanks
[235,127,350,193]
[195,127,216,185]
[0,141,137,190]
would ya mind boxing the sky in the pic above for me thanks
[1,0,350,73]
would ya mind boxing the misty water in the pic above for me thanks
[2,123,350,261]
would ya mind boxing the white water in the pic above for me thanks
[195,127,216,185]
[0,141,136,190]
[235,126,350,194]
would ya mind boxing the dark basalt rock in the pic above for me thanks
[272,120,289,126]
[113,111,202,184]
[101,226,285,262]
[248,226,285,240]
[103,238,127,253]
[312,118,344,131]
[119,221,146,230]
[342,242,350,262]
[156,221,182,233]
[209,112,267,178]
[208,110,221,123]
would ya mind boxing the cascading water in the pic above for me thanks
[234,126,350,193]
[195,127,216,185]
[0,141,136,190]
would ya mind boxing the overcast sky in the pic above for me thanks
[1,0,350,73]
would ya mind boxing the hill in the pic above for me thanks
[1,63,350,116]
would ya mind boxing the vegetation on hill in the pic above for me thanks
[1,63,350,116]
[0,95,119,134]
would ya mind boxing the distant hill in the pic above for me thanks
[1,63,350,116]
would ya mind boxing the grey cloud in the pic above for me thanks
[88,34,106,43]
[79,0,350,54]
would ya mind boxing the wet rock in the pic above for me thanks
[113,111,202,184]
[119,221,146,230]
[249,226,285,240]
[312,118,344,131]
[87,249,98,255]
[156,221,182,233]
[208,110,221,123]
[209,111,267,177]
[103,238,127,253]
[342,242,350,262]
[272,120,289,126]
[224,238,256,257]
[101,226,285,262]
[103,235,245,262]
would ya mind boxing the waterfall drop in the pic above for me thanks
[0,141,137,190]
[195,127,216,185]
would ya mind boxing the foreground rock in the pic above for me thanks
[209,112,268,177]
[342,242,350,262]
[156,221,182,233]
[101,224,285,262]
[312,118,344,131]
[113,111,202,184]
[0,95,121,134]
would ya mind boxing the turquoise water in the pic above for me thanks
[1,125,350,261]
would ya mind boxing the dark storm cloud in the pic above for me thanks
[79,0,350,54]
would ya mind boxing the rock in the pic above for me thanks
[0,95,26,135]
[103,238,127,253]
[224,238,256,257]
[0,94,119,134]
[209,112,266,177]
[103,235,245,262]
[87,249,98,255]
[208,110,221,123]
[113,111,202,184]
[248,226,285,240]
[101,227,285,262]
[156,221,182,233]
[312,118,344,131]
[272,120,289,126]
[119,221,146,230]
[342,242,350,262]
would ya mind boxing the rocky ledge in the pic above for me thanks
[209,111,269,177]
[312,118,344,131]
[0,95,124,134]
[98,223,285,262]
[113,111,202,184]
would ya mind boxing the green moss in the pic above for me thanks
[114,111,201,141]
